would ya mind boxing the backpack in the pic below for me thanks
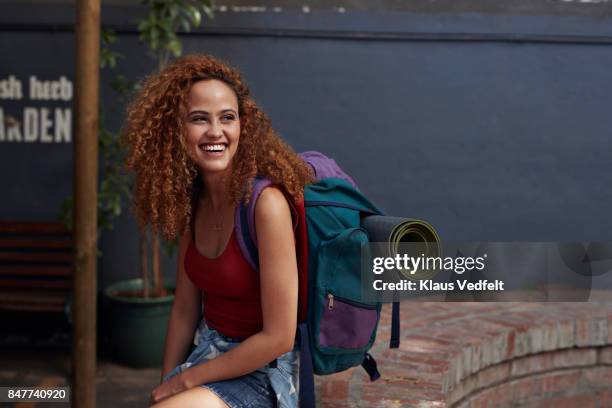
[233,151,400,407]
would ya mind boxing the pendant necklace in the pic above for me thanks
[213,217,223,231]
[206,199,224,231]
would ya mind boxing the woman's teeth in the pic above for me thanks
[202,144,226,152]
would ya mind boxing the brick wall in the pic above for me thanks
[316,302,612,407]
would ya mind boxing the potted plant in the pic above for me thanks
[61,0,214,367]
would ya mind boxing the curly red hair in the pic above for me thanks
[124,54,314,240]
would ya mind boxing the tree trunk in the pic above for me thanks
[152,232,166,296]
[141,227,149,298]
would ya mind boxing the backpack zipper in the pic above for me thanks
[327,293,377,310]
[305,200,379,215]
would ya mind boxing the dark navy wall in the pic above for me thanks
[1,3,611,287]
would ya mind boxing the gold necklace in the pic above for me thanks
[205,198,224,231]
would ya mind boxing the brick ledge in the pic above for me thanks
[316,302,612,407]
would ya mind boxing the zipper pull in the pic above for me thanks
[327,293,334,310]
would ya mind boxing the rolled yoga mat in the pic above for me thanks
[361,215,442,280]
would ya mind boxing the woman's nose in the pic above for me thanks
[206,119,223,137]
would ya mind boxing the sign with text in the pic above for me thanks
[0,75,72,143]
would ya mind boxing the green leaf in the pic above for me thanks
[149,27,160,50]
[179,18,191,32]
[101,29,118,45]
[169,38,182,57]
[194,0,215,20]
[168,3,180,20]
[201,3,214,20]
[137,20,149,32]
[185,4,201,26]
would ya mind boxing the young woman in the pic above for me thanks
[124,54,314,408]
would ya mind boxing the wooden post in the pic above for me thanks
[73,0,100,407]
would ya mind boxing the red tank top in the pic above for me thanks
[184,228,263,339]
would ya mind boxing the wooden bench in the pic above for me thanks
[0,220,73,313]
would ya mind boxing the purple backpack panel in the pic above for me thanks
[299,151,358,189]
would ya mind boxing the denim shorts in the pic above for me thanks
[163,321,299,408]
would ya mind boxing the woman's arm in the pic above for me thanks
[154,186,298,397]
[160,231,202,382]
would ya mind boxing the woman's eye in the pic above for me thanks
[192,116,207,122]
[222,115,236,121]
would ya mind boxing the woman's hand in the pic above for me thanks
[150,373,189,404]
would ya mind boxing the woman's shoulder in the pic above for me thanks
[253,185,296,256]
[255,185,291,221]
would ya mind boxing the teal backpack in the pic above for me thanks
[234,151,398,407]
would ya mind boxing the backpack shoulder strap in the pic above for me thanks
[237,150,363,267]
[234,177,270,272]
[234,177,300,272]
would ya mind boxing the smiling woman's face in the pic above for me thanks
[184,79,241,177]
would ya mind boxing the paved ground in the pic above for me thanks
[2,300,612,407]
[0,347,158,407]
[0,310,158,407]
